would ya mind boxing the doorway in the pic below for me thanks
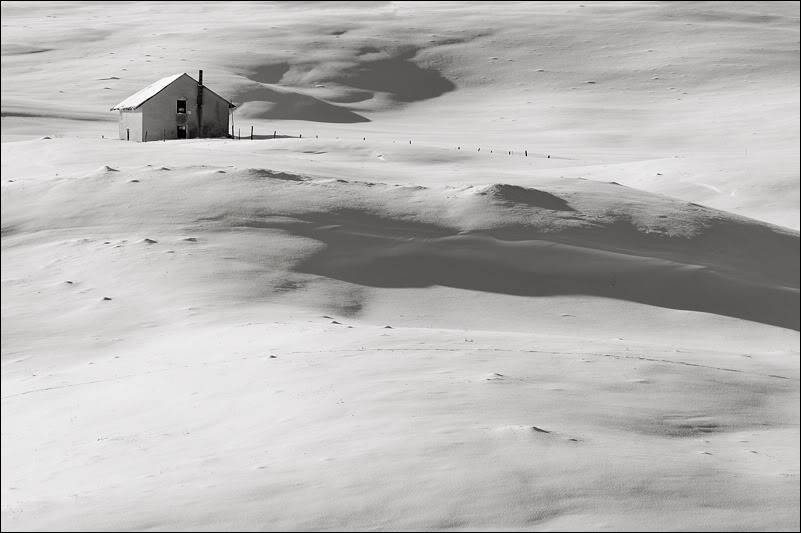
[177,125,187,139]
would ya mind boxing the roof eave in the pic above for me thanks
[110,72,236,111]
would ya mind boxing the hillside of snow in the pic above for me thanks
[2,1,799,531]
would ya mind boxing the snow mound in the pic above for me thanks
[5,166,796,332]
[93,165,119,174]
[239,168,309,181]
[480,184,574,211]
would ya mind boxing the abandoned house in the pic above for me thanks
[110,71,235,141]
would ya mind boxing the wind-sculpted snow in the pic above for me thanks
[1,2,798,530]
[3,166,797,329]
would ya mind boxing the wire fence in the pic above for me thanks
[119,125,552,159]
[224,126,551,158]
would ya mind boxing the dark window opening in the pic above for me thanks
[177,99,186,114]
[177,125,187,139]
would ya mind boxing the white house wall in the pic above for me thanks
[118,109,143,141]
[140,75,230,141]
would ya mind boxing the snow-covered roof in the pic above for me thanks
[110,73,235,111]
[110,73,186,111]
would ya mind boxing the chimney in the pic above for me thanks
[197,70,204,136]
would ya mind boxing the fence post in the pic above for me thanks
[251,126,253,140]
[238,128,240,140]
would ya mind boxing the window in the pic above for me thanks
[177,99,186,113]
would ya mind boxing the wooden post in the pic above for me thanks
[250,126,253,140]
[238,128,240,140]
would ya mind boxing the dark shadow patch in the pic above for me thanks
[482,184,575,211]
[243,63,291,84]
[325,89,374,104]
[241,168,307,181]
[223,209,798,331]
[234,85,369,123]
[333,50,455,102]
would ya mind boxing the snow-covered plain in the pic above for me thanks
[2,1,799,531]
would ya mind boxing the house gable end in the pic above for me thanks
[111,73,235,111]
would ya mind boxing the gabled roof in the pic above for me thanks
[110,72,236,111]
